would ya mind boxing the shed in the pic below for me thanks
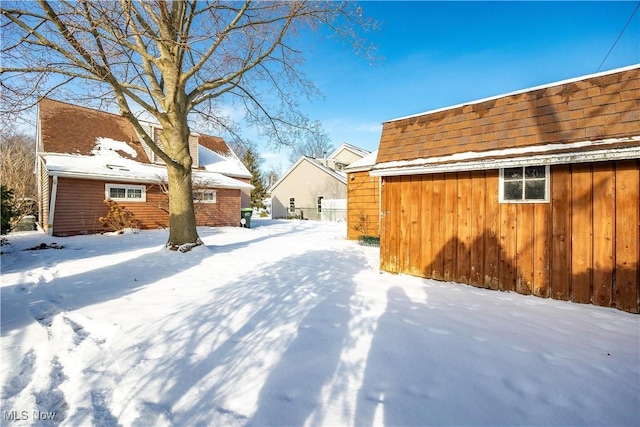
[370,65,640,313]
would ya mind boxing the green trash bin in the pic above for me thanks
[240,208,253,228]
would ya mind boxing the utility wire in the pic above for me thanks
[597,2,640,72]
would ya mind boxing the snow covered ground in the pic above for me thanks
[1,219,638,426]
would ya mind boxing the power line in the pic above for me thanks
[597,2,640,72]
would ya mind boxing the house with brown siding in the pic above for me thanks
[36,98,252,236]
[368,64,640,313]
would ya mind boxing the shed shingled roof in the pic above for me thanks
[376,65,640,165]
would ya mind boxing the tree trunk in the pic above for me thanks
[161,120,202,250]
[165,162,201,249]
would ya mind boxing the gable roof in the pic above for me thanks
[38,97,251,180]
[375,64,640,175]
[198,144,251,178]
[38,98,147,160]
[267,156,347,193]
[328,142,371,160]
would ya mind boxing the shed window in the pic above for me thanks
[106,184,146,202]
[317,196,324,213]
[288,197,296,213]
[500,166,549,203]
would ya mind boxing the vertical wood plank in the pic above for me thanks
[470,171,486,287]
[499,203,517,292]
[399,176,411,274]
[533,203,551,298]
[571,163,593,304]
[431,174,445,280]
[457,172,472,284]
[592,162,615,307]
[443,174,458,281]
[379,177,389,272]
[409,176,422,276]
[485,170,501,290]
[515,204,534,295]
[420,175,433,277]
[614,160,639,313]
[383,177,400,273]
[551,165,572,300]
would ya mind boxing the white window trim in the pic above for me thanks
[105,183,147,202]
[499,165,550,204]
[194,190,217,204]
[288,197,296,213]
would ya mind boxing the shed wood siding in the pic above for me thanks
[380,160,640,313]
[51,178,242,236]
[347,171,380,240]
[377,68,640,164]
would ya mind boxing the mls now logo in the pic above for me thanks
[3,410,57,421]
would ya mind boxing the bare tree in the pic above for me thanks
[287,120,334,164]
[1,1,376,248]
[0,134,37,227]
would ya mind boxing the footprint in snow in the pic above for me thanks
[63,315,89,345]
[33,357,69,424]
[3,349,37,399]
[29,300,60,327]
[91,390,119,426]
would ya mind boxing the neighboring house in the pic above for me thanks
[269,143,370,221]
[36,98,253,236]
[367,64,640,313]
[345,151,381,240]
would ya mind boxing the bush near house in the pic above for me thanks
[98,199,141,233]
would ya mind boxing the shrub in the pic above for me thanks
[1,185,17,234]
[98,199,141,233]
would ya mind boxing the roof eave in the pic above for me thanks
[370,146,640,177]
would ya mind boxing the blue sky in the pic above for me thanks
[258,1,640,171]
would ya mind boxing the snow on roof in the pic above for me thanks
[386,63,640,123]
[370,136,640,176]
[43,138,253,190]
[91,137,138,159]
[345,150,378,172]
[198,145,251,178]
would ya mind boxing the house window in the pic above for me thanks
[289,197,296,213]
[317,195,324,213]
[194,190,216,203]
[500,166,549,203]
[106,184,146,202]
